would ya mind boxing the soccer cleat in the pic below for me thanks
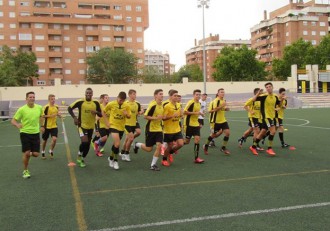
[238,138,244,148]
[96,151,103,157]
[41,153,46,160]
[168,154,174,163]
[209,141,216,147]
[256,146,264,151]
[249,146,258,156]
[100,147,105,153]
[281,143,290,148]
[150,165,160,171]
[113,161,119,170]
[133,142,139,154]
[22,170,31,179]
[203,144,209,155]
[78,159,86,168]
[49,151,54,159]
[94,142,99,154]
[266,148,276,156]
[221,147,230,155]
[125,154,131,162]
[161,160,170,167]
[108,157,114,168]
[121,153,126,161]
[194,157,205,163]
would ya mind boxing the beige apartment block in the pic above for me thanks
[0,0,148,86]
[251,0,330,71]
[144,50,171,76]
[185,34,251,82]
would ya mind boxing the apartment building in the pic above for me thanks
[0,0,148,85]
[144,50,171,76]
[185,34,251,82]
[251,0,330,70]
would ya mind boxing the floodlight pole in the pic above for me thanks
[198,0,210,94]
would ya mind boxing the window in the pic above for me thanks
[9,12,16,18]
[114,15,122,20]
[64,48,70,52]
[126,16,132,22]
[136,6,142,11]
[303,21,308,26]
[35,35,44,40]
[137,37,143,43]
[78,48,84,52]
[35,23,44,28]
[127,49,133,53]
[38,69,46,74]
[65,59,71,63]
[0,12,3,17]
[9,0,15,6]
[136,17,142,22]
[311,21,316,26]
[79,70,85,74]
[126,5,131,11]
[102,25,111,30]
[137,49,143,54]
[19,33,32,40]
[0,35,3,40]
[20,2,29,6]
[0,23,3,28]
[0,1,2,6]
[138,59,143,64]
[37,81,46,86]
[10,24,16,29]
[37,58,45,63]
[320,31,326,36]
[102,36,111,41]
[35,47,45,51]
[303,31,308,35]
[78,59,84,63]
[63,25,69,30]
[320,22,326,27]
[114,5,121,10]
[10,35,16,40]
[285,22,288,27]
[126,26,132,32]
[286,32,289,37]
[64,36,70,41]
[312,31,316,36]
[127,37,132,42]
[86,46,99,52]
[77,25,83,30]
[65,70,71,74]
[136,27,142,32]
[312,40,317,45]
[78,36,84,41]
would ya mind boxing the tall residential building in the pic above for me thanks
[144,50,171,76]
[251,0,330,70]
[185,34,251,82]
[0,0,148,85]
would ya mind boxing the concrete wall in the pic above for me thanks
[0,77,296,101]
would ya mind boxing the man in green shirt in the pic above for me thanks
[11,91,44,179]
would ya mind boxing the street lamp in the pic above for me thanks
[197,0,210,94]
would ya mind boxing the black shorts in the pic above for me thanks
[99,128,110,137]
[213,122,230,133]
[248,118,259,128]
[198,119,204,126]
[125,125,137,133]
[275,118,283,127]
[20,133,40,153]
[145,132,163,147]
[164,132,183,143]
[261,118,275,128]
[109,128,124,140]
[136,122,141,129]
[78,127,94,140]
[42,128,58,140]
[185,126,200,139]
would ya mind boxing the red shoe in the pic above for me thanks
[249,146,258,156]
[221,147,230,155]
[194,157,204,164]
[96,151,103,157]
[168,154,174,163]
[94,142,99,153]
[266,148,276,156]
[203,144,208,155]
[161,160,170,167]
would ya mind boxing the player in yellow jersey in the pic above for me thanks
[41,94,61,159]
[203,88,231,155]
[68,88,102,168]
[134,89,164,171]
[120,89,143,162]
[250,82,282,156]
[92,94,110,157]
[184,89,205,163]
[238,88,263,153]
[162,89,184,167]
[276,88,290,148]
[104,92,131,170]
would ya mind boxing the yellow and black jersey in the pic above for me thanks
[184,99,200,127]
[163,101,182,134]
[42,103,59,129]
[244,98,261,119]
[125,100,141,126]
[104,100,131,131]
[256,93,280,119]
[96,103,108,129]
[162,99,170,108]
[209,98,227,124]
[144,100,164,132]
[276,98,287,119]
[69,99,101,129]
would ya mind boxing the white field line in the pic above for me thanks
[90,202,330,231]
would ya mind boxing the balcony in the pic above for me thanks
[48,40,62,46]
[49,73,63,79]
[18,40,33,46]
[48,29,61,35]
[49,62,63,69]
[48,51,62,57]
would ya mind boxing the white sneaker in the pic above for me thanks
[125,154,131,162]
[108,157,114,168]
[121,154,126,161]
[113,161,119,170]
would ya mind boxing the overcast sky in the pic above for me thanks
[144,0,291,69]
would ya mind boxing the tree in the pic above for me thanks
[0,45,39,86]
[86,47,137,84]
[315,35,330,69]
[212,45,267,82]
[176,64,203,82]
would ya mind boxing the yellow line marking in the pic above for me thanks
[61,118,87,231]
[81,169,329,195]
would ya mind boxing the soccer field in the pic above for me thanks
[0,108,329,231]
